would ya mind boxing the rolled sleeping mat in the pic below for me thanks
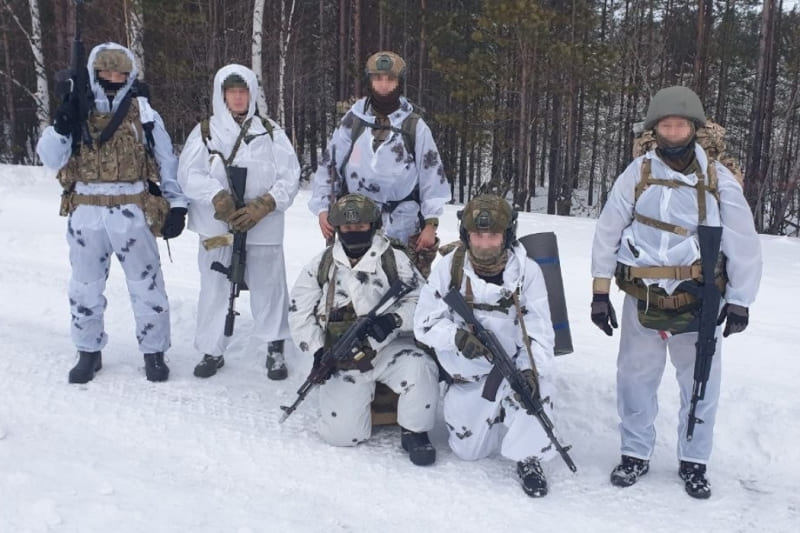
[518,232,573,355]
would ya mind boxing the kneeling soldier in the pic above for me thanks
[288,194,439,465]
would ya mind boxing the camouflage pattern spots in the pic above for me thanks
[391,143,405,162]
[343,374,356,384]
[298,341,309,352]
[341,112,355,129]
[288,299,298,312]
[355,271,369,284]
[422,150,439,170]
[455,427,473,439]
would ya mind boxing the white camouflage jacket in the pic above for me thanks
[289,233,423,357]
[591,144,762,307]
[414,244,556,382]
[308,96,451,243]
[177,64,300,245]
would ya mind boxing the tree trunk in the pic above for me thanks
[251,0,269,116]
[353,0,361,98]
[124,0,145,79]
[278,0,298,125]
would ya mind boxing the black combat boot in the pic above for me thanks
[517,457,548,497]
[68,351,102,384]
[610,455,650,487]
[679,460,711,499]
[400,427,436,466]
[194,354,224,378]
[266,340,288,381]
[144,352,169,382]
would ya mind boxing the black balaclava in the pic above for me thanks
[369,84,401,116]
[655,123,697,173]
[338,229,374,259]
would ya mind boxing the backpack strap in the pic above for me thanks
[317,245,335,288]
[380,246,399,287]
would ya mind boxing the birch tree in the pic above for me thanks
[277,0,297,125]
[251,0,269,116]
[125,0,145,79]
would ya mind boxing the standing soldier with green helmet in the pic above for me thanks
[288,193,439,466]
[309,51,451,277]
[590,86,762,498]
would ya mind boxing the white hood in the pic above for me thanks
[86,42,138,114]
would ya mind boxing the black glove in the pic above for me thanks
[366,313,401,343]
[455,328,490,360]
[717,303,749,338]
[591,293,618,336]
[311,348,334,384]
[53,98,79,136]
[160,207,187,239]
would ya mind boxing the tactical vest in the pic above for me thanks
[58,98,154,186]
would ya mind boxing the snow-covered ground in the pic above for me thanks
[1,163,797,533]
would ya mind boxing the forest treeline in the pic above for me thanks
[1,0,798,234]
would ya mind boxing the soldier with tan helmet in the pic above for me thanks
[590,86,762,498]
[289,193,439,466]
[36,42,187,383]
[309,51,451,278]
[414,194,561,497]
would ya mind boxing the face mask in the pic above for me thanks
[98,77,126,93]
[339,229,374,258]
[469,244,504,266]
[369,86,401,115]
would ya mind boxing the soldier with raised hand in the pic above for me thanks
[36,42,187,383]
[309,51,451,277]
[414,194,559,498]
[178,64,300,381]
[289,194,439,466]
[590,86,762,498]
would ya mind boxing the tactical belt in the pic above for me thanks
[615,262,702,282]
[615,278,697,311]
[70,191,146,208]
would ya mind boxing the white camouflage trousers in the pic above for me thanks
[617,294,722,464]
[195,240,291,358]
[317,337,439,446]
[67,204,171,354]
[443,376,558,464]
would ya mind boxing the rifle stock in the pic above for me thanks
[280,279,412,423]
[443,287,577,472]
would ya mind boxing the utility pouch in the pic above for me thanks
[143,179,169,236]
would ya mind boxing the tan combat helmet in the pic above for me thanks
[644,86,706,130]
[365,51,407,78]
[93,49,133,73]
[328,194,382,228]
[458,194,517,248]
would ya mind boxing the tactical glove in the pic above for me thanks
[53,98,79,136]
[716,303,749,338]
[160,207,187,239]
[514,368,540,408]
[455,328,490,360]
[366,313,401,343]
[591,293,618,336]
[229,194,276,232]
[311,348,334,384]
[212,190,237,222]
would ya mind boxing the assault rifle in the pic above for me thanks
[55,0,92,152]
[210,166,248,337]
[686,225,724,441]
[443,287,578,472]
[280,279,413,423]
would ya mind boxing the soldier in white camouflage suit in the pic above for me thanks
[36,42,187,384]
[414,194,560,497]
[289,194,439,465]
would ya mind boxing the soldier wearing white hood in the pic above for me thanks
[289,194,439,466]
[178,64,300,380]
[309,51,451,277]
[590,86,762,499]
[414,194,559,498]
[36,42,187,384]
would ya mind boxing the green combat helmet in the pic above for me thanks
[458,194,517,248]
[222,73,248,91]
[644,86,706,130]
[93,49,133,73]
[328,194,382,227]
[365,51,407,78]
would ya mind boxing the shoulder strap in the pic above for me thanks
[635,158,652,202]
[260,116,274,141]
[201,118,211,146]
[400,112,420,160]
[380,246,399,286]
[449,245,466,292]
[317,245,335,288]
